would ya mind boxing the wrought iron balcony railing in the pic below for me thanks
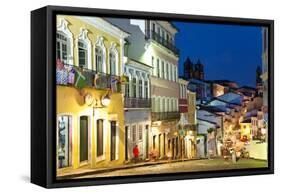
[56,63,121,92]
[145,31,179,55]
[151,111,180,121]
[124,97,151,108]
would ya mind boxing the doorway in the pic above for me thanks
[79,116,88,163]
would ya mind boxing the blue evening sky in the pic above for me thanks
[173,22,262,87]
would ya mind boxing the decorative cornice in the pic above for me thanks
[76,16,130,40]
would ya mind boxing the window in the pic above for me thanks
[170,64,173,81]
[139,79,143,98]
[57,115,72,168]
[162,98,166,112]
[157,58,160,77]
[132,125,137,142]
[138,125,143,140]
[161,61,165,78]
[132,77,137,98]
[174,67,177,81]
[125,78,130,98]
[95,46,103,73]
[152,23,156,33]
[152,56,155,76]
[78,41,87,68]
[110,121,117,161]
[167,98,170,112]
[97,119,104,157]
[109,51,116,75]
[56,33,68,64]
[144,80,148,98]
[166,63,169,80]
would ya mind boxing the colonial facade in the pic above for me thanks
[146,20,180,160]
[56,15,129,176]
[123,58,152,161]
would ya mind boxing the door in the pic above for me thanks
[125,126,129,160]
[57,115,72,169]
[158,134,162,158]
[145,125,149,158]
[110,121,117,161]
[79,116,88,163]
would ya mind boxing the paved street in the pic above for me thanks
[76,158,267,179]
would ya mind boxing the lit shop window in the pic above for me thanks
[57,115,72,168]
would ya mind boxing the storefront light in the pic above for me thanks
[101,93,111,107]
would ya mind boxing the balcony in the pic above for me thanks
[146,31,179,56]
[124,98,151,109]
[151,112,180,121]
[56,63,121,92]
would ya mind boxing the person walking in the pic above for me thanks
[133,145,139,163]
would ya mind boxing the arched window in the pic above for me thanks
[170,64,173,81]
[162,98,165,112]
[144,79,148,99]
[109,43,118,75]
[157,58,160,78]
[125,73,130,98]
[56,32,68,64]
[95,46,103,73]
[78,41,88,68]
[138,78,143,98]
[166,63,169,80]
[132,76,137,98]
[77,29,91,69]
[161,61,165,78]
[109,52,116,75]
[95,36,106,73]
[56,18,73,65]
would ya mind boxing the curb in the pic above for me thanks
[57,158,206,179]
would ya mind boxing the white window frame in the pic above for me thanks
[57,18,74,65]
[108,42,119,76]
[95,36,106,73]
[77,28,91,69]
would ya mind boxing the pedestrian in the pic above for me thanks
[133,145,139,163]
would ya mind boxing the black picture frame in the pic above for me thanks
[31,5,274,188]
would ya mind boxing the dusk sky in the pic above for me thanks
[173,22,262,87]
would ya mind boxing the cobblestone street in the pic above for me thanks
[75,158,267,179]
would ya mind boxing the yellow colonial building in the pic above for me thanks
[56,15,129,176]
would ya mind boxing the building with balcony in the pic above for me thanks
[106,18,180,160]
[56,15,129,177]
[123,58,152,161]
[105,18,153,161]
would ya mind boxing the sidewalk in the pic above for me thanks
[57,158,205,180]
